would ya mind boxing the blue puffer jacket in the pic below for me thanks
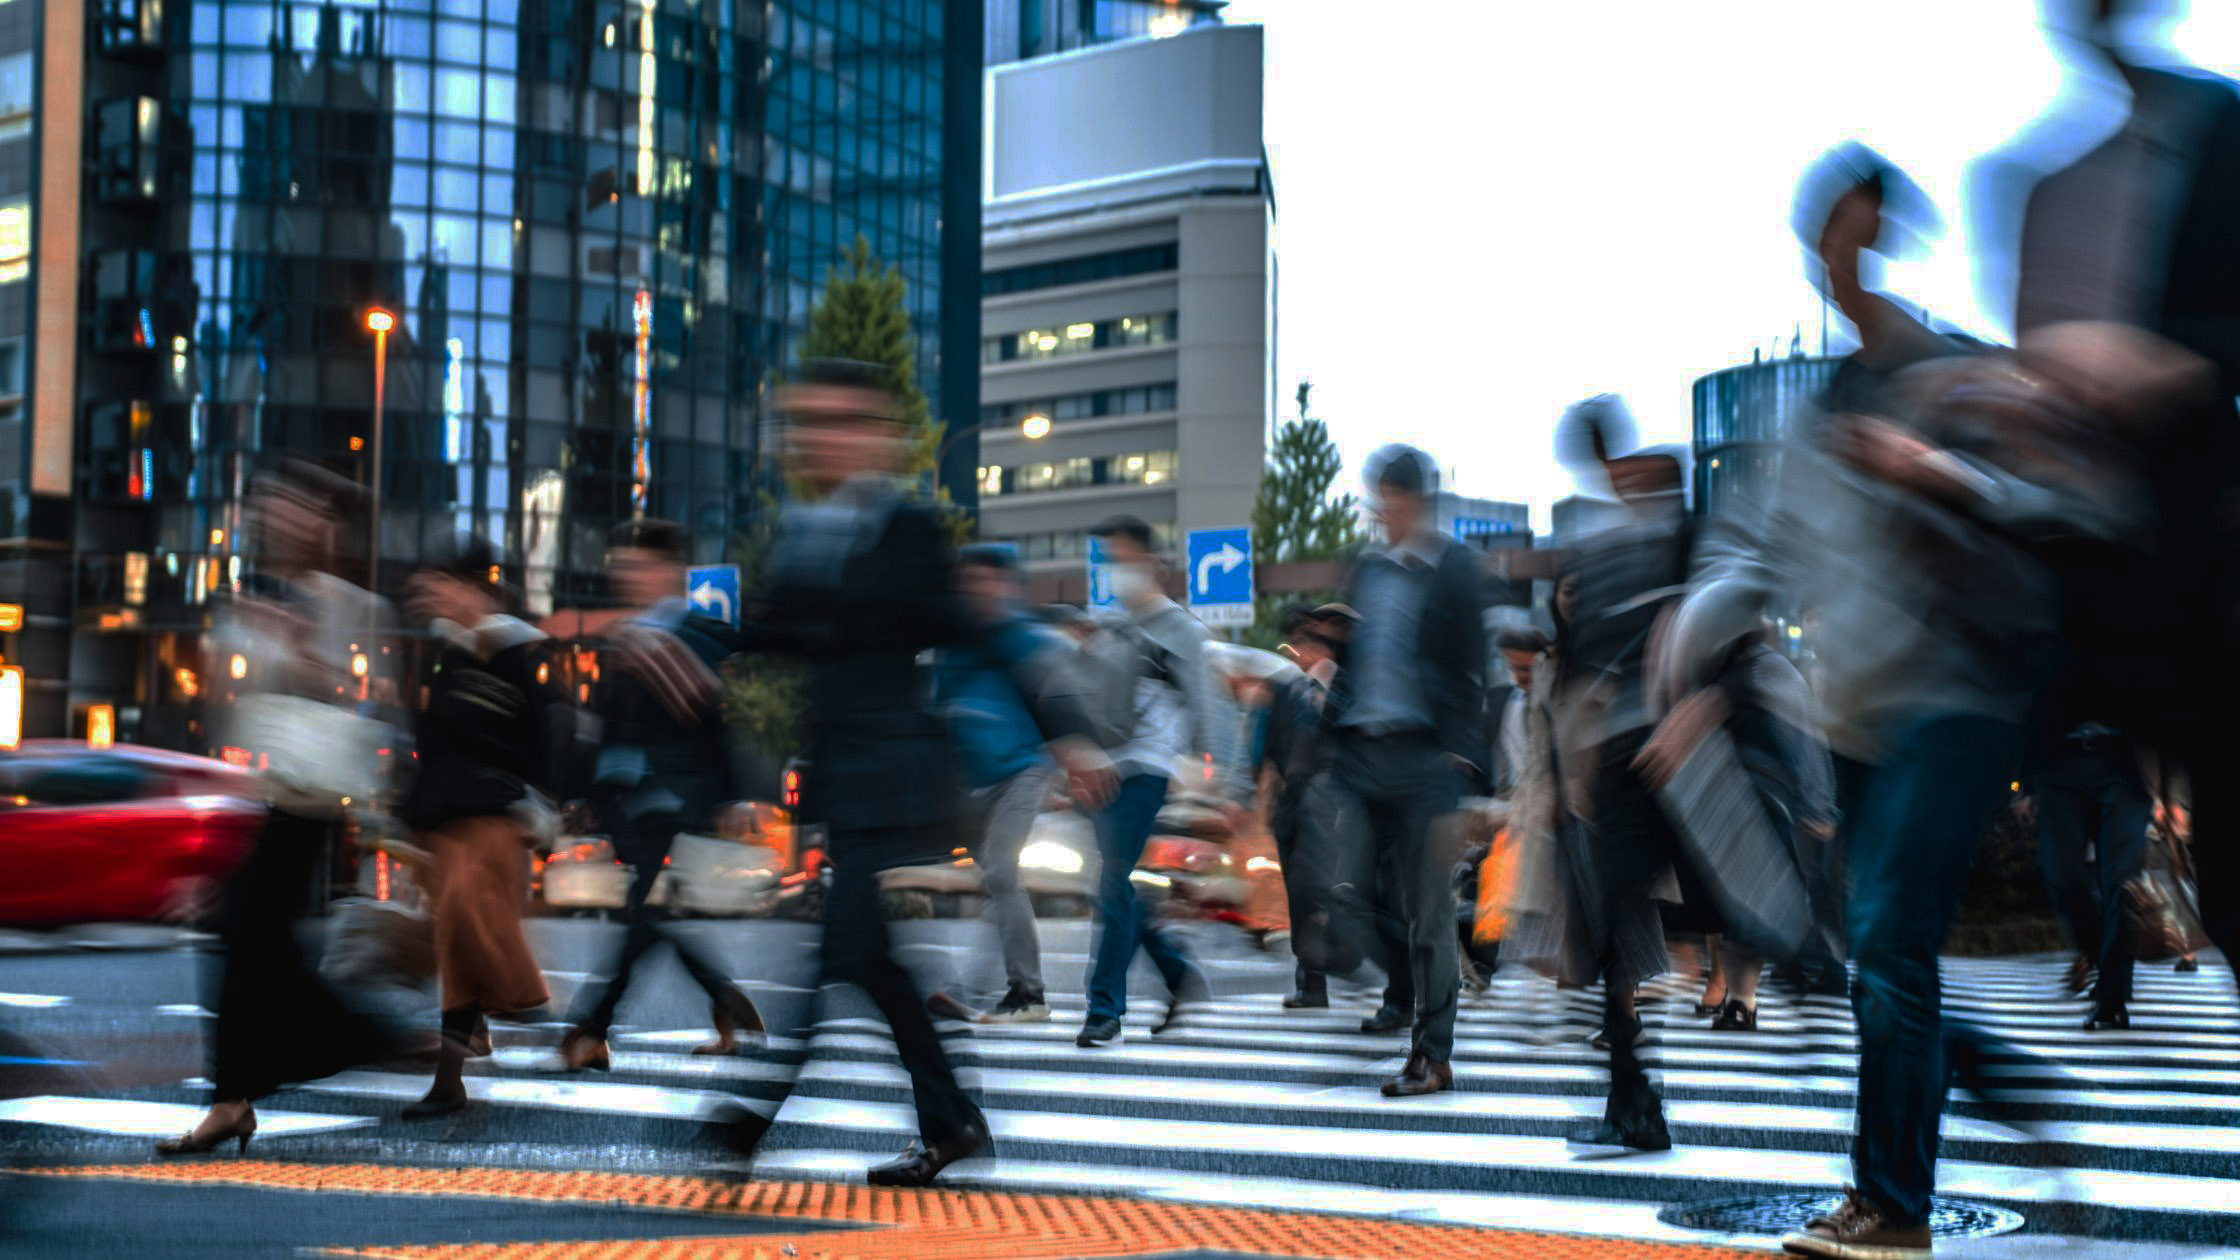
[936,617,1065,790]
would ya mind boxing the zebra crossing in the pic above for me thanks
[3,950,2235,1251]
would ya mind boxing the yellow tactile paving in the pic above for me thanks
[14,1161,1767,1259]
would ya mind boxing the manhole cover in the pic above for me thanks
[1658,1193,2025,1240]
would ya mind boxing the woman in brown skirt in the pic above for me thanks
[397,537,561,1117]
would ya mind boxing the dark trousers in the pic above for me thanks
[574,815,740,1037]
[1841,714,2025,1228]
[1328,733,1463,1060]
[1086,774,1192,1020]
[822,833,982,1144]
[211,809,394,1101]
[1587,732,1691,1107]
[1271,784,1328,994]
[2035,740,2151,1009]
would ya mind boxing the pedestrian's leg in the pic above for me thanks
[2035,766,2100,982]
[979,767,1052,1000]
[2090,761,2152,1016]
[1366,796,1416,1017]
[1085,776,1168,1022]
[571,848,669,1039]
[1395,749,1463,1062]
[824,852,981,1144]
[1847,716,2021,1228]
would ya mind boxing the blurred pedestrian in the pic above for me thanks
[1072,514,1249,1049]
[395,537,560,1117]
[746,357,1112,1186]
[160,460,403,1156]
[926,545,1091,1024]
[1323,445,1488,1098]
[1258,602,1348,1008]
[561,520,766,1071]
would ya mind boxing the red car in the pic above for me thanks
[0,741,266,926]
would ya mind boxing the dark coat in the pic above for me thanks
[1326,535,1490,783]
[592,608,746,837]
[401,618,559,831]
[1259,671,1331,841]
[743,496,1094,858]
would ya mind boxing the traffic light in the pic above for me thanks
[0,664,22,751]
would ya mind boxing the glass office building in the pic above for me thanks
[1690,353,1841,519]
[6,0,980,747]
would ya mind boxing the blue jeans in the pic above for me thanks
[1841,714,2024,1227]
[1086,774,1191,1020]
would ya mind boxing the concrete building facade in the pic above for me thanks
[976,23,1270,580]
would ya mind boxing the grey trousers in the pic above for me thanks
[975,764,1052,996]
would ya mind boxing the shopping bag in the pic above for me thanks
[1473,826,1517,946]
[2125,836,2207,962]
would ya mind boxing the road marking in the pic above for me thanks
[0,993,70,1008]
[308,1071,745,1121]
[10,1161,1770,1259]
[0,1096,374,1137]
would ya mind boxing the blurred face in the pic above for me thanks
[606,545,682,608]
[253,485,336,574]
[1374,487,1426,543]
[1554,574,1581,624]
[783,382,901,492]
[959,562,1015,622]
[404,571,493,629]
[1097,531,1161,608]
[1503,648,1539,691]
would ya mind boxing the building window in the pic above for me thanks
[983,382,1176,426]
[982,243,1177,297]
[0,52,31,142]
[88,248,158,350]
[94,97,170,204]
[997,519,1174,561]
[983,311,1176,364]
[97,0,168,55]
[0,200,29,285]
[977,448,1176,499]
[1018,0,1045,60]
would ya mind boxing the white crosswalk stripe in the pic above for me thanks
[9,953,2230,1251]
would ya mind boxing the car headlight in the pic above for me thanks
[1018,840,1085,875]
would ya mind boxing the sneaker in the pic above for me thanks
[1075,1015,1124,1048]
[1781,1187,1932,1258]
[2083,1003,2129,1032]
[982,986,1050,1024]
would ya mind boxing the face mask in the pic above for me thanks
[1109,564,1155,604]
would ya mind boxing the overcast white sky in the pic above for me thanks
[1217,0,2240,527]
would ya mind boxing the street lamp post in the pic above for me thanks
[930,412,1049,501]
[364,308,393,699]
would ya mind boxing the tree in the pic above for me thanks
[724,235,953,770]
[1242,381,1363,647]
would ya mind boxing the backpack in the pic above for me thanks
[1079,614,1180,750]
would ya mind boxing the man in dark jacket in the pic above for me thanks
[743,358,1113,1187]
[1324,445,1488,1098]
[1258,602,1349,1008]
[563,520,766,1070]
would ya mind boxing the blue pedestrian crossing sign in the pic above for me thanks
[1186,526,1253,627]
[1085,536,1119,612]
[686,563,741,626]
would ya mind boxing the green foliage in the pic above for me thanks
[1245,382,1361,646]
[723,234,958,769]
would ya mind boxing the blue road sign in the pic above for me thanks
[1085,536,1119,612]
[686,563,741,626]
[1186,526,1253,626]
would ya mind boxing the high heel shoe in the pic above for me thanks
[155,1109,256,1157]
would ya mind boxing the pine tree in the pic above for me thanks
[725,235,951,769]
[1243,381,1362,647]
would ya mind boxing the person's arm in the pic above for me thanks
[1167,616,1251,804]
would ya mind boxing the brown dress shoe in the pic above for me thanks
[865,1123,990,1187]
[1781,1187,1932,1259]
[1380,1051,1454,1097]
[559,1028,611,1072]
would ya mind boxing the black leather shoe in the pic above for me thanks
[2176,956,2200,973]
[1283,987,1329,1009]
[1360,1004,1409,1034]
[865,1124,989,1187]
[1565,1111,1671,1156]
[2084,1004,2130,1031]
[1711,999,1758,1032]
[1379,1051,1454,1097]
[1075,1015,1124,1048]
